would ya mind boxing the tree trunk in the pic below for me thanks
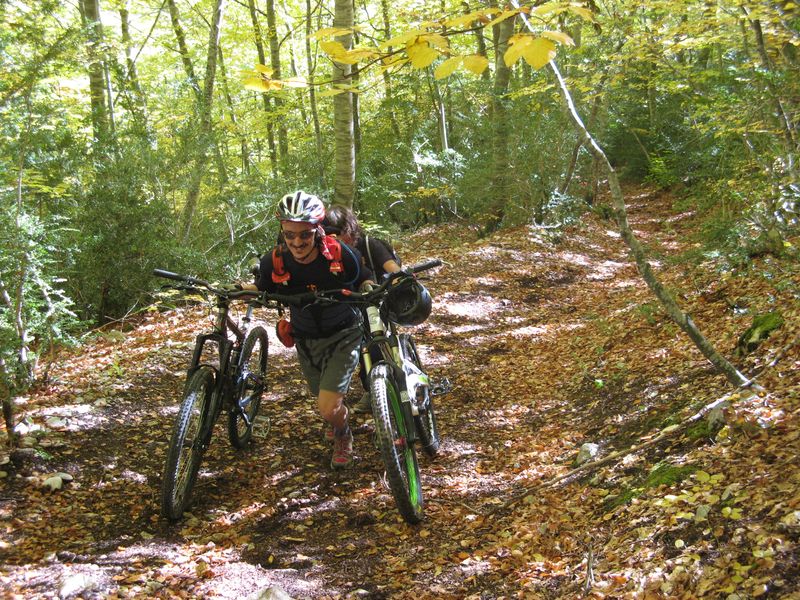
[550,64,750,388]
[351,13,362,157]
[505,0,749,388]
[119,0,151,135]
[166,0,201,98]
[305,0,324,187]
[380,0,401,137]
[484,16,514,232]
[265,0,288,161]
[218,47,249,174]
[462,1,490,82]
[79,0,110,144]
[427,70,449,152]
[247,0,278,176]
[745,10,797,155]
[332,0,356,207]
[180,0,227,241]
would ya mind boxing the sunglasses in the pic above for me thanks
[282,229,316,241]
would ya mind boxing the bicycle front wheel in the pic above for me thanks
[161,366,218,520]
[228,326,268,449]
[370,363,424,524]
[400,334,440,457]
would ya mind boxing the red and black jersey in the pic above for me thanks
[256,242,372,338]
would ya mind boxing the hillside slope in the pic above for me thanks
[2,186,798,599]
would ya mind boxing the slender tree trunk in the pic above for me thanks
[462,1,490,82]
[167,0,201,98]
[305,0,324,186]
[512,0,751,387]
[484,17,515,232]
[351,10,361,157]
[119,0,151,135]
[218,47,249,173]
[745,10,797,156]
[380,0,401,137]
[286,26,308,125]
[427,71,449,151]
[79,0,110,144]
[560,70,610,195]
[266,0,288,161]
[180,0,227,241]
[247,0,278,176]
[332,0,355,207]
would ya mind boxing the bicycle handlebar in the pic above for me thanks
[153,258,442,308]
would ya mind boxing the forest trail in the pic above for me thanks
[2,187,799,599]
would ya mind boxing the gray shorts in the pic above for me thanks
[295,325,363,396]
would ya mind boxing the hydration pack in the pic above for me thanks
[271,234,344,285]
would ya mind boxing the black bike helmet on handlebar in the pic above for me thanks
[385,278,432,326]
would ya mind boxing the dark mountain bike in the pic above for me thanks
[305,260,451,523]
[154,269,273,520]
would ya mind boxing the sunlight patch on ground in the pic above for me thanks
[555,251,592,266]
[509,325,549,339]
[606,229,621,238]
[666,210,695,223]
[613,278,640,289]
[450,324,485,334]
[33,402,110,432]
[586,260,628,281]
[439,293,507,320]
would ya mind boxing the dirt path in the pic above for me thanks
[2,187,799,599]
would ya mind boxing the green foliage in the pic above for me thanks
[65,145,177,322]
[0,208,80,393]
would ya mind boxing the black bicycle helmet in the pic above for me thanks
[385,278,432,326]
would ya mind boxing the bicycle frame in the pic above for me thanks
[361,314,431,445]
[187,297,258,418]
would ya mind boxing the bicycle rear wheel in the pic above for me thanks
[400,334,440,457]
[370,363,424,524]
[161,366,218,520]
[228,326,268,449]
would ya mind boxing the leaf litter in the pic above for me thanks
[1,185,798,598]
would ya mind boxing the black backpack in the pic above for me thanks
[364,234,401,277]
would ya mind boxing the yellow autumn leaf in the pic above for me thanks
[434,56,462,80]
[522,38,557,69]
[381,30,421,50]
[254,64,273,76]
[462,54,489,74]
[568,5,595,21]
[532,2,564,17]
[320,40,347,58]
[343,48,380,63]
[444,9,491,28]
[485,9,519,28]
[504,35,534,67]
[541,30,575,46]
[309,27,354,40]
[242,77,283,92]
[420,32,449,50]
[280,76,308,88]
[317,87,348,98]
[406,41,439,69]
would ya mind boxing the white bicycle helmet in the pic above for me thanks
[276,191,326,225]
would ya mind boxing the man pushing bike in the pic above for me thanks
[237,191,374,469]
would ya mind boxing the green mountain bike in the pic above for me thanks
[309,260,451,523]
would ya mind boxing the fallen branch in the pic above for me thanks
[485,387,755,516]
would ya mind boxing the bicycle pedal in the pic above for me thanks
[430,377,452,396]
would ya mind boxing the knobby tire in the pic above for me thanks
[161,366,218,520]
[370,364,424,524]
[228,326,269,449]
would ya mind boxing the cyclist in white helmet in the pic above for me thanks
[236,191,374,468]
